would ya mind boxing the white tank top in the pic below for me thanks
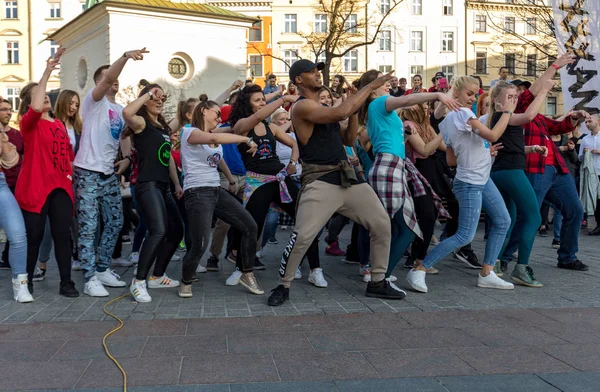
[180,126,223,191]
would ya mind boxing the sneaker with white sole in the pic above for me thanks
[308,268,328,288]
[386,275,397,282]
[130,279,152,302]
[196,265,208,273]
[294,267,302,280]
[32,268,46,282]
[84,276,109,297]
[387,280,407,296]
[147,274,180,289]
[360,264,371,283]
[239,272,264,295]
[111,258,133,268]
[71,260,83,271]
[12,274,33,303]
[129,252,139,264]
[96,269,127,287]
[226,269,242,286]
[178,283,193,298]
[477,271,514,290]
[406,269,428,293]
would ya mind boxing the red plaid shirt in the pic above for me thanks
[517,89,575,174]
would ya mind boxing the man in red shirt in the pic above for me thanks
[0,99,24,269]
[498,54,590,271]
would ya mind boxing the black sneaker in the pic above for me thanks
[267,285,289,306]
[206,255,219,271]
[557,260,589,271]
[28,281,34,295]
[267,237,278,245]
[589,226,600,236]
[552,239,560,249]
[404,254,415,269]
[365,279,406,300]
[539,228,548,237]
[500,261,508,273]
[254,258,266,270]
[0,260,10,269]
[121,235,131,244]
[59,280,80,297]
[453,248,482,269]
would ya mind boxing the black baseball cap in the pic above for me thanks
[289,59,325,82]
[434,71,445,78]
[512,80,532,88]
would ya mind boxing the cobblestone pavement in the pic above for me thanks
[0,225,598,323]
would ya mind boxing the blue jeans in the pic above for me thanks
[423,178,510,269]
[553,208,562,241]
[0,173,27,278]
[261,211,280,248]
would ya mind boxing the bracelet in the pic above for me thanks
[532,145,539,153]
[289,159,297,166]
[551,63,560,71]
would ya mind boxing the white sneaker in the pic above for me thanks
[12,274,33,303]
[130,279,152,302]
[386,275,397,282]
[196,264,207,273]
[226,268,242,286]
[84,276,109,297]
[147,274,180,289]
[406,269,428,293]
[308,268,328,288]
[96,269,127,287]
[129,252,139,264]
[171,254,181,262]
[71,260,83,271]
[111,258,133,267]
[294,267,302,280]
[360,265,371,283]
[477,271,515,290]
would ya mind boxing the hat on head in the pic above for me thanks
[434,71,445,78]
[511,80,532,89]
[289,59,325,83]
[220,105,231,123]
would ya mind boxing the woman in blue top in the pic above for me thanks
[357,70,460,289]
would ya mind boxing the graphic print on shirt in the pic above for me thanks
[206,152,222,168]
[256,137,274,160]
[109,109,124,140]
[49,124,73,176]
[158,133,171,167]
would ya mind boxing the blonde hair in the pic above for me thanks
[486,81,517,128]
[270,107,288,123]
[451,75,479,94]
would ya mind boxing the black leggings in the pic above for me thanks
[411,189,438,260]
[134,181,184,280]
[23,189,73,283]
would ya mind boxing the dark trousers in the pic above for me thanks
[23,189,73,283]
[134,181,184,280]
[411,189,438,260]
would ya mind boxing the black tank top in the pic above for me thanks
[238,123,284,175]
[296,96,348,185]
[133,122,171,184]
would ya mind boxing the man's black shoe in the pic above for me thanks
[0,260,10,269]
[59,280,80,297]
[557,260,588,271]
[589,226,600,236]
[539,228,548,237]
[267,285,289,306]
[500,261,508,273]
[206,255,219,271]
[453,249,482,269]
[365,279,406,300]
[254,258,266,270]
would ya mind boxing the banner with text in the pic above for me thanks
[552,0,599,115]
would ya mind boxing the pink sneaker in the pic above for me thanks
[325,241,346,256]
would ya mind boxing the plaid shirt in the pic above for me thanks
[517,89,575,174]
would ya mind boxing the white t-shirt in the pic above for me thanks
[276,132,302,176]
[74,91,124,175]
[579,132,600,174]
[180,127,223,190]
[441,108,491,185]
[66,126,77,153]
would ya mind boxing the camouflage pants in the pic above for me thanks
[74,167,123,281]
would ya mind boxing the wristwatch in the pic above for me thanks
[502,111,513,115]
[147,91,153,99]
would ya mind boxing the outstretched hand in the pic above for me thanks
[124,47,149,61]
[439,95,461,112]
[46,47,65,72]
[369,71,395,90]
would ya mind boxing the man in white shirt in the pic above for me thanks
[490,67,512,88]
[580,114,600,235]
[74,48,148,297]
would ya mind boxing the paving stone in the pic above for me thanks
[230,381,337,392]
[335,378,448,391]
[52,336,147,360]
[306,329,398,352]
[76,357,182,388]
[538,371,600,392]
[273,351,378,381]
[227,331,312,354]
[437,374,560,391]
[540,344,600,371]
[383,327,486,349]
[180,353,279,384]
[142,334,227,357]
[0,338,66,361]
[0,359,91,390]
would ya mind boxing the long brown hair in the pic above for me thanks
[54,89,82,134]
[176,97,199,130]
[191,97,220,132]
[121,83,171,139]
[17,82,38,123]
[357,70,380,126]
[400,104,436,143]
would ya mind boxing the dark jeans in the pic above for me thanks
[23,189,73,283]
[326,214,350,244]
[182,187,257,283]
[176,193,192,251]
[134,181,184,280]
[411,189,438,260]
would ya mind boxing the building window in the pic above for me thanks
[410,65,424,82]
[249,55,263,77]
[379,30,391,51]
[504,17,515,33]
[379,65,392,73]
[505,53,516,74]
[546,96,557,116]
[314,14,327,33]
[410,31,423,52]
[343,50,358,72]
[81,1,87,11]
[441,31,454,52]
[443,0,453,15]
[316,51,326,63]
[283,49,299,69]
[412,0,422,15]
[168,57,187,80]
[547,55,557,69]
[284,14,297,33]
[50,40,60,59]
[526,17,536,34]
[475,51,487,74]
[5,41,18,64]
[380,0,390,14]
[249,21,262,42]
[345,14,358,33]
[5,87,20,110]
[475,15,486,32]
[4,1,18,19]
[441,65,454,82]
[526,54,537,76]
[49,2,61,19]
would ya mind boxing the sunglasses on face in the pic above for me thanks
[208,108,221,118]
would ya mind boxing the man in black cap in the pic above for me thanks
[512,80,532,93]
[267,60,406,306]
[428,71,445,92]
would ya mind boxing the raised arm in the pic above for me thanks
[32,49,64,112]
[92,48,148,102]
[123,88,160,133]
[469,95,517,143]
[214,80,244,106]
[186,127,256,148]
[272,124,299,163]
[232,96,292,135]
[385,92,460,113]
[507,81,553,126]
[529,53,575,98]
